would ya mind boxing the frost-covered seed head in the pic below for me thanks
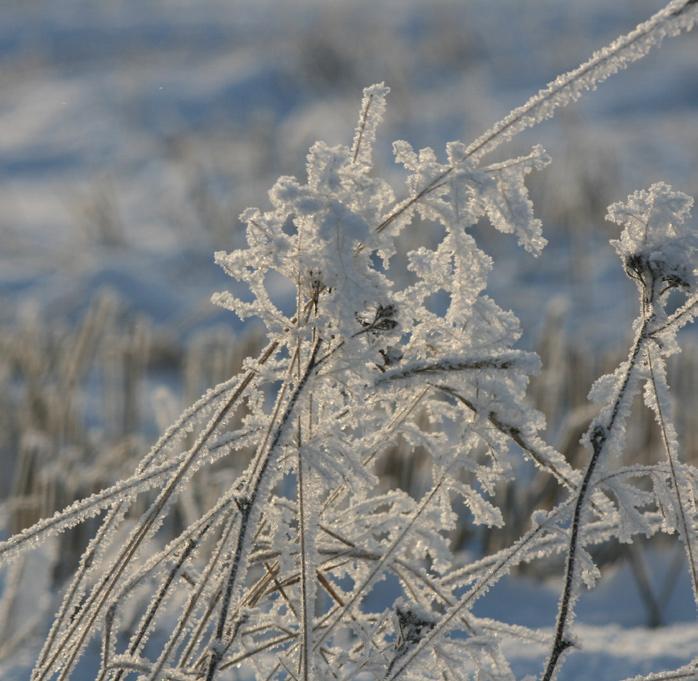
[608,182,698,294]
[355,303,399,334]
[394,605,435,650]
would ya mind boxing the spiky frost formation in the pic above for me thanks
[1,3,698,678]
[609,182,698,293]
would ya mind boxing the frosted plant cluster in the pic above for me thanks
[1,2,698,681]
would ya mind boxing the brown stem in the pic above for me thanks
[205,337,322,681]
[542,315,650,681]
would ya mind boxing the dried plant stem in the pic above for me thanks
[21,341,279,681]
[297,423,313,680]
[102,523,206,681]
[8,6,698,678]
[352,90,375,163]
[39,372,254,681]
[376,167,452,234]
[434,383,615,518]
[32,505,127,681]
[204,337,322,681]
[313,463,455,654]
[5,433,251,572]
[648,293,698,337]
[385,502,573,681]
[646,347,698,605]
[320,387,429,514]
[375,0,698,236]
[33,318,308,681]
[26,341,280,679]
[375,355,521,385]
[542,315,651,681]
[620,661,698,681]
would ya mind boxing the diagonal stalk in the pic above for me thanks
[297,428,315,680]
[646,347,698,606]
[204,337,322,681]
[313,462,456,654]
[375,0,698,236]
[541,314,651,681]
[385,501,573,681]
[39,376,254,681]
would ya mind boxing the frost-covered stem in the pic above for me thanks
[218,632,297,671]
[374,355,521,384]
[146,515,239,677]
[436,384,577,492]
[648,292,698,337]
[198,525,355,671]
[171,514,238,667]
[320,387,429,514]
[32,506,126,681]
[205,337,322,681]
[106,526,207,681]
[213,571,337,678]
[181,579,230,671]
[386,502,572,681]
[224,603,345,673]
[441,512,664,591]
[464,0,698,163]
[32,507,120,678]
[197,510,626,676]
[352,90,375,163]
[27,345,277,680]
[98,606,117,681]
[293,271,314,678]
[297,439,314,680]
[36,498,228,681]
[542,314,652,681]
[435,383,614,520]
[350,81,389,167]
[2,432,249,569]
[139,334,278,471]
[217,604,329,679]
[71,503,234,681]
[375,0,698,236]
[646,348,698,605]
[620,659,698,681]
[31,320,300,676]
[376,167,452,234]
[314,464,459,656]
[264,562,300,618]
[42,375,252,681]
[177,573,227,668]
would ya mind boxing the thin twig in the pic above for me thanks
[205,337,322,681]
[542,315,651,681]
[646,347,698,605]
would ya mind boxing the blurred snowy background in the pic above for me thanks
[1,1,698,678]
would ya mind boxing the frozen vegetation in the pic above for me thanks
[2,1,698,680]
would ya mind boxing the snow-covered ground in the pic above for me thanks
[2,1,698,679]
[479,547,698,679]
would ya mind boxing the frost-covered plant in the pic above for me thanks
[542,183,698,681]
[2,2,698,681]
